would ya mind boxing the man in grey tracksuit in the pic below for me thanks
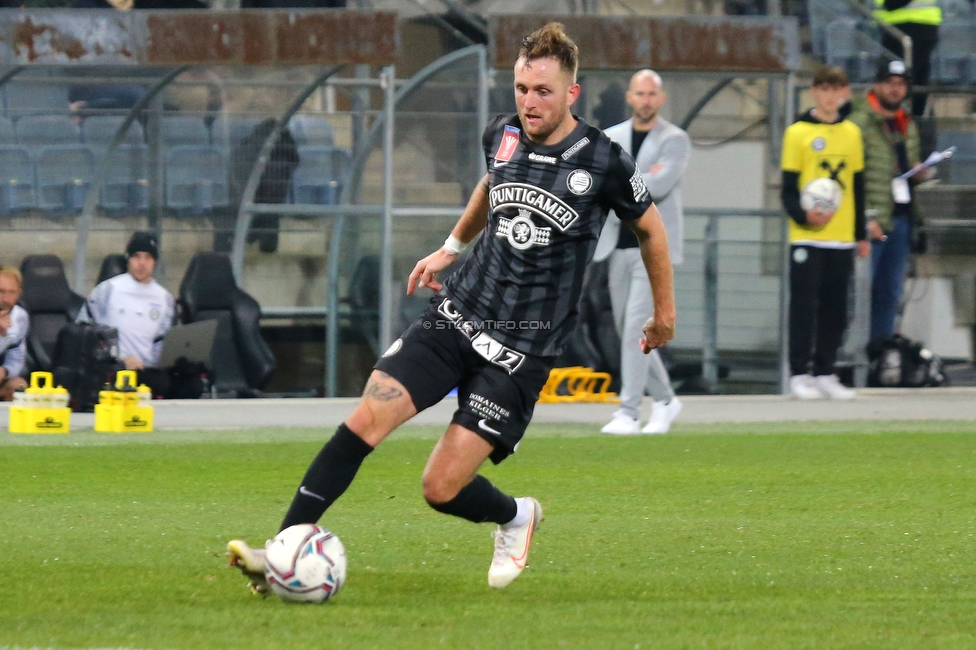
[594,69,691,435]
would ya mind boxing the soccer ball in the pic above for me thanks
[800,177,842,214]
[264,524,347,604]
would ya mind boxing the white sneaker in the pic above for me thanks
[814,374,856,400]
[790,374,824,400]
[642,397,682,434]
[601,414,640,435]
[488,497,543,589]
[228,539,270,595]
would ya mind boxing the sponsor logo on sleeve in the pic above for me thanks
[629,169,649,203]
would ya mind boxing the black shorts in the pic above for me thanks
[374,296,555,464]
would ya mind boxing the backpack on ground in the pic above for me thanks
[868,333,948,388]
[51,323,124,412]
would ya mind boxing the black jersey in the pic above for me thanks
[444,114,653,357]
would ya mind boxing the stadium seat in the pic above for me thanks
[0,116,14,144]
[2,77,70,116]
[293,145,349,205]
[289,114,335,146]
[96,254,128,284]
[0,146,37,213]
[825,19,881,83]
[100,144,149,212]
[81,115,145,148]
[35,144,96,213]
[808,0,857,58]
[18,254,86,373]
[937,131,976,185]
[933,21,976,85]
[15,114,81,148]
[161,114,211,147]
[178,252,276,396]
[164,145,229,213]
[211,115,262,148]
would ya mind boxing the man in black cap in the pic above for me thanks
[78,231,176,397]
[848,60,924,349]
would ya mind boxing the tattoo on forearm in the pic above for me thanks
[363,371,403,402]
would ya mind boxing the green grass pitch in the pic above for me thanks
[1,421,975,649]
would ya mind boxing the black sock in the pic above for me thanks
[426,475,517,525]
[279,423,374,531]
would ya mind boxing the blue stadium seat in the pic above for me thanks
[165,145,229,213]
[15,114,81,148]
[211,115,262,148]
[0,146,36,213]
[808,0,857,58]
[1,78,70,116]
[293,145,349,205]
[0,116,14,145]
[161,114,211,147]
[100,144,149,212]
[933,21,976,85]
[936,131,976,185]
[825,19,882,84]
[942,0,975,20]
[289,114,334,146]
[35,144,95,213]
[81,115,145,148]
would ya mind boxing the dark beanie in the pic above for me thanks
[126,231,159,260]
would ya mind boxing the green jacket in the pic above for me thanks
[847,92,923,230]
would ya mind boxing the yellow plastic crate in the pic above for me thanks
[94,404,154,433]
[8,406,71,434]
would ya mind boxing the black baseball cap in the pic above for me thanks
[126,231,159,260]
[876,59,911,83]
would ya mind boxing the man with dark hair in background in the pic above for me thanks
[228,22,676,594]
[77,231,176,397]
[848,60,924,349]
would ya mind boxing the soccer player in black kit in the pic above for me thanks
[229,22,676,592]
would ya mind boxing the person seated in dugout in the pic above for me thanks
[76,232,185,398]
[0,265,29,401]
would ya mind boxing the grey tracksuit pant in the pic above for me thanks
[608,247,675,420]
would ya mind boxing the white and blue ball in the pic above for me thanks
[800,177,842,214]
[264,524,347,603]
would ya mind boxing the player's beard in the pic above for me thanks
[520,109,562,143]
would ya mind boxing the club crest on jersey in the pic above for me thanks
[493,125,521,167]
[496,209,551,250]
[566,169,592,195]
[488,182,580,231]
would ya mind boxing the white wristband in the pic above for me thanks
[443,234,466,255]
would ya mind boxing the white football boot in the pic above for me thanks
[642,397,683,434]
[790,374,824,400]
[814,374,856,400]
[228,539,270,595]
[488,497,543,589]
[600,413,640,435]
